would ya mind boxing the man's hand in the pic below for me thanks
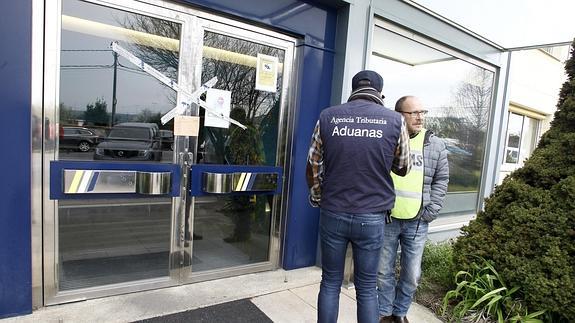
[309,195,320,208]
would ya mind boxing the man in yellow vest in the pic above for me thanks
[377,96,449,323]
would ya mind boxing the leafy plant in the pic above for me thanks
[508,309,547,323]
[442,258,545,323]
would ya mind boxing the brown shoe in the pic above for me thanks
[393,316,409,323]
[379,315,394,323]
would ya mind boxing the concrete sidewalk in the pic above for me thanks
[3,267,442,322]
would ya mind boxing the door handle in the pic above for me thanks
[202,172,234,194]
[136,171,171,195]
[202,172,279,194]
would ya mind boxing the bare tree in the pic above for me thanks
[202,32,280,122]
[120,15,180,81]
[453,69,493,132]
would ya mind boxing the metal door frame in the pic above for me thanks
[182,14,297,285]
[36,0,299,307]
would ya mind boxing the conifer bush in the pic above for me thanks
[452,41,575,321]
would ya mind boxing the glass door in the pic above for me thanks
[45,0,198,304]
[190,30,287,274]
[57,0,178,290]
[44,0,296,305]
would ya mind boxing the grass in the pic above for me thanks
[414,241,457,319]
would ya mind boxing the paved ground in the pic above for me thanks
[2,267,443,323]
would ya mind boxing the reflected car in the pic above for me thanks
[159,129,174,151]
[93,122,162,161]
[60,126,101,152]
[445,144,473,157]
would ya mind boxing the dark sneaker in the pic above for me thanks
[379,315,394,323]
[393,316,409,323]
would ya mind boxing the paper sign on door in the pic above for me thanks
[174,116,200,137]
[255,53,278,93]
[204,89,232,129]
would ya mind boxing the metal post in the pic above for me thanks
[111,51,118,126]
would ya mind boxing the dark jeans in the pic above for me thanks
[318,208,385,323]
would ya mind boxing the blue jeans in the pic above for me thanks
[318,208,385,323]
[377,218,428,317]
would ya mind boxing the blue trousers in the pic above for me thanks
[377,218,428,317]
[318,208,385,323]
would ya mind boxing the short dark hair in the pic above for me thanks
[395,96,415,112]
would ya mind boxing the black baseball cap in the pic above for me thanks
[351,70,384,93]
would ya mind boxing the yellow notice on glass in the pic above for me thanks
[173,116,200,137]
[255,53,278,93]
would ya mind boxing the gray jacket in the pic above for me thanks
[418,130,449,222]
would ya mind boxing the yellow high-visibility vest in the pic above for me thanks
[391,129,426,219]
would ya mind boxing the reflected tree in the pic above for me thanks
[426,114,466,139]
[135,109,162,125]
[202,32,281,122]
[446,68,494,164]
[200,32,282,165]
[115,14,180,114]
[454,69,493,132]
[426,68,494,192]
[120,15,180,81]
[84,98,109,126]
[60,103,77,125]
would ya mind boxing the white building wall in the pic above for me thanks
[508,48,569,131]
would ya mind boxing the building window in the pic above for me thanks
[369,19,496,215]
[504,112,540,166]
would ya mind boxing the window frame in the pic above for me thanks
[502,110,542,168]
[370,17,499,216]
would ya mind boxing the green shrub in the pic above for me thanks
[442,258,545,323]
[452,42,575,321]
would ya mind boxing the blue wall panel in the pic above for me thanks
[283,46,335,269]
[0,0,33,318]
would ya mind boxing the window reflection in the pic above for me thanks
[198,31,283,167]
[370,26,495,214]
[59,0,180,162]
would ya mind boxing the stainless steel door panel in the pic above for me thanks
[62,169,171,195]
